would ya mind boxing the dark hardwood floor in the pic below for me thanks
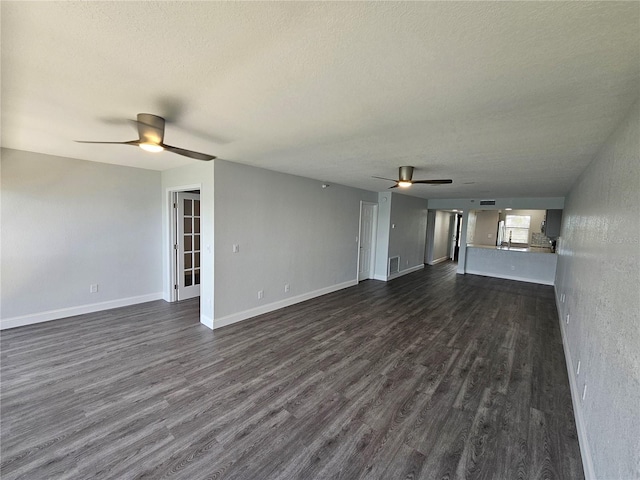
[0,262,583,479]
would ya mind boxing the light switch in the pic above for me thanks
[232,244,239,253]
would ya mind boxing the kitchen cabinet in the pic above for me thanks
[545,209,563,237]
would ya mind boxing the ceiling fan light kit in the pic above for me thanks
[373,166,453,189]
[76,113,216,161]
[139,143,164,153]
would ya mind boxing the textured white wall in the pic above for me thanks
[0,149,162,324]
[213,160,376,321]
[388,193,428,272]
[555,102,639,480]
[161,162,214,327]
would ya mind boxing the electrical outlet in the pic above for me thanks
[89,284,98,293]
[284,284,290,293]
[232,244,240,253]
[576,360,581,375]
[257,290,264,300]
[566,313,570,325]
[510,265,515,271]
[582,384,587,401]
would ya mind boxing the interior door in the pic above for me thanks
[449,214,457,260]
[358,203,377,281]
[176,192,201,300]
[454,214,462,261]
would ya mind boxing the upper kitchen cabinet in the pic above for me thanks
[545,209,563,237]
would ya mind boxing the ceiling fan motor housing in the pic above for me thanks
[399,166,414,182]
[137,113,165,144]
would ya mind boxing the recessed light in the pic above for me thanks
[505,208,513,211]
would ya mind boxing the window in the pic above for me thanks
[505,214,531,244]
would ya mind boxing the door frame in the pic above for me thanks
[356,201,378,281]
[166,184,201,302]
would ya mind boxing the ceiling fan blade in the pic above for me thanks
[412,179,453,184]
[388,184,398,189]
[75,140,140,145]
[372,176,397,182]
[162,144,216,161]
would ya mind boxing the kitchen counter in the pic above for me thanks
[465,244,557,285]
[467,244,554,254]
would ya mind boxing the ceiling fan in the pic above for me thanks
[76,113,216,161]
[373,166,453,189]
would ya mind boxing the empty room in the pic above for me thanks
[1,2,638,480]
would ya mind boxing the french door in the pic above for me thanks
[176,192,201,300]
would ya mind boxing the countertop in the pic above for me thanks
[466,244,555,254]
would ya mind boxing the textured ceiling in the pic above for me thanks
[1,1,638,199]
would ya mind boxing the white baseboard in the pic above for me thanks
[427,256,449,266]
[372,264,424,282]
[213,280,358,330]
[0,293,164,330]
[388,264,424,280]
[554,288,595,480]
[465,269,554,286]
[200,314,214,330]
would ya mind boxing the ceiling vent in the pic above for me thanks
[479,200,496,206]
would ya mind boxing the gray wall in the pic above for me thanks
[0,148,162,326]
[429,210,453,263]
[555,101,639,480]
[472,210,499,246]
[374,191,392,278]
[213,160,376,321]
[465,210,477,245]
[388,193,429,272]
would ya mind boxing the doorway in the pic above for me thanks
[357,202,378,281]
[426,210,458,265]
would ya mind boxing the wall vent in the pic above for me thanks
[388,256,400,275]
[479,199,496,206]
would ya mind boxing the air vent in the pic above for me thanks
[388,256,400,275]
[479,200,496,206]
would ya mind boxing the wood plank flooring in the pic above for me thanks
[0,262,583,479]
